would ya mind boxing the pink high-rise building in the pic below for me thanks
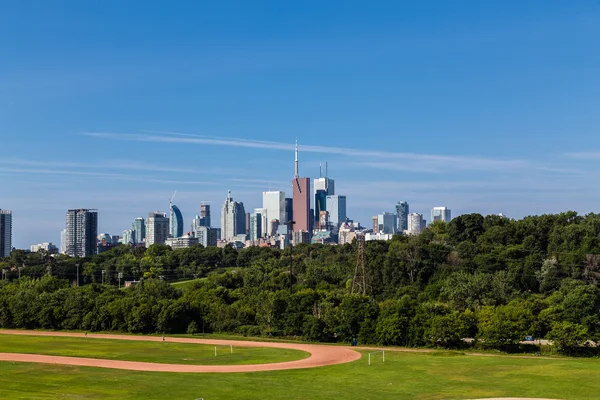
[291,141,311,233]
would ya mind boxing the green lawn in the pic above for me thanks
[0,350,595,399]
[0,335,308,366]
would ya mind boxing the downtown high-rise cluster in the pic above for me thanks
[2,142,453,258]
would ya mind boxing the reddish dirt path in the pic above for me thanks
[0,330,361,373]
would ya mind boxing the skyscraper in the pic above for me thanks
[284,198,293,224]
[220,190,246,241]
[314,189,327,224]
[326,195,347,227]
[314,162,335,195]
[431,207,452,224]
[396,201,409,232]
[200,204,211,227]
[65,209,98,257]
[377,212,397,234]
[292,141,311,234]
[194,226,218,247]
[170,204,184,238]
[146,212,169,247]
[262,191,286,236]
[131,217,146,244]
[407,213,425,235]
[249,210,263,243]
[0,210,12,258]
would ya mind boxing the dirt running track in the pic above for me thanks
[0,330,361,373]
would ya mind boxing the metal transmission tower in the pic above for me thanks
[352,234,370,296]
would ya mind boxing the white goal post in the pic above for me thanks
[368,350,385,365]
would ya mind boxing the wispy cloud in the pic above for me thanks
[564,151,600,160]
[0,158,195,174]
[80,131,529,172]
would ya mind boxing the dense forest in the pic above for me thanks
[1,212,599,355]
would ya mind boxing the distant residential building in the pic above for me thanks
[372,216,379,233]
[293,230,311,245]
[98,233,111,243]
[245,212,251,236]
[97,241,120,254]
[121,229,133,245]
[377,212,397,234]
[249,210,263,243]
[365,232,394,241]
[396,201,409,232]
[166,234,198,249]
[407,213,425,235]
[65,209,98,257]
[30,242,57,253]
[146,212,169,247]
[169,204,184,238]
[194,226,218,247]
[220,190,246,241]
[338,222,356,245]
[131,217,146,244]
[326,195,346,227]
[200,204,211,227]
[431,207,451,224]
[0,209,12,258]
[60,229,67,254]
[262,191,285,236]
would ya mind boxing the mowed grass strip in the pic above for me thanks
[0,335,309,365]
[0,350,596,400]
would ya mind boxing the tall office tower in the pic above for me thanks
[146,211,169,247]
[0,210,12,258]
[60,229,67,254]
[314,189,327,224]
[431,206,452,224]
[407,213,425,235]
[249,210,263,243]
[195,226,218,247]
[326,195,347,227]
[131,217,146,244]
[169,204,184,238]
[245,212,251,236]
[65,209,98,257]
[284,198,293,223]
[121,229,133,245]
[292,141,311,233]
[396,201,409,232]
[314,162,335,195]
[220,190,246,241]
[200,204,211,227]
[262,191,286,236]
[377,212,397,234]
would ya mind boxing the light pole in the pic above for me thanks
[287,220,295,293]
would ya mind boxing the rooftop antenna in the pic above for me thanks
[294,138,299,178]
[326,161,328,178]
[319,163,322,178]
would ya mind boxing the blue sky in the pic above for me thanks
[2,0,600,248]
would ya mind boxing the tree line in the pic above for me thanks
[1,211,599,355]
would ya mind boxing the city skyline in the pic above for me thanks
[3,1,600,247]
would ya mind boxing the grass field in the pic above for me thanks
[0,335,308,366]
[0,348,596,399]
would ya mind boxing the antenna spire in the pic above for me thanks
[294,138,299,178]
[319,162,322,178]
[326,162,328,178]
